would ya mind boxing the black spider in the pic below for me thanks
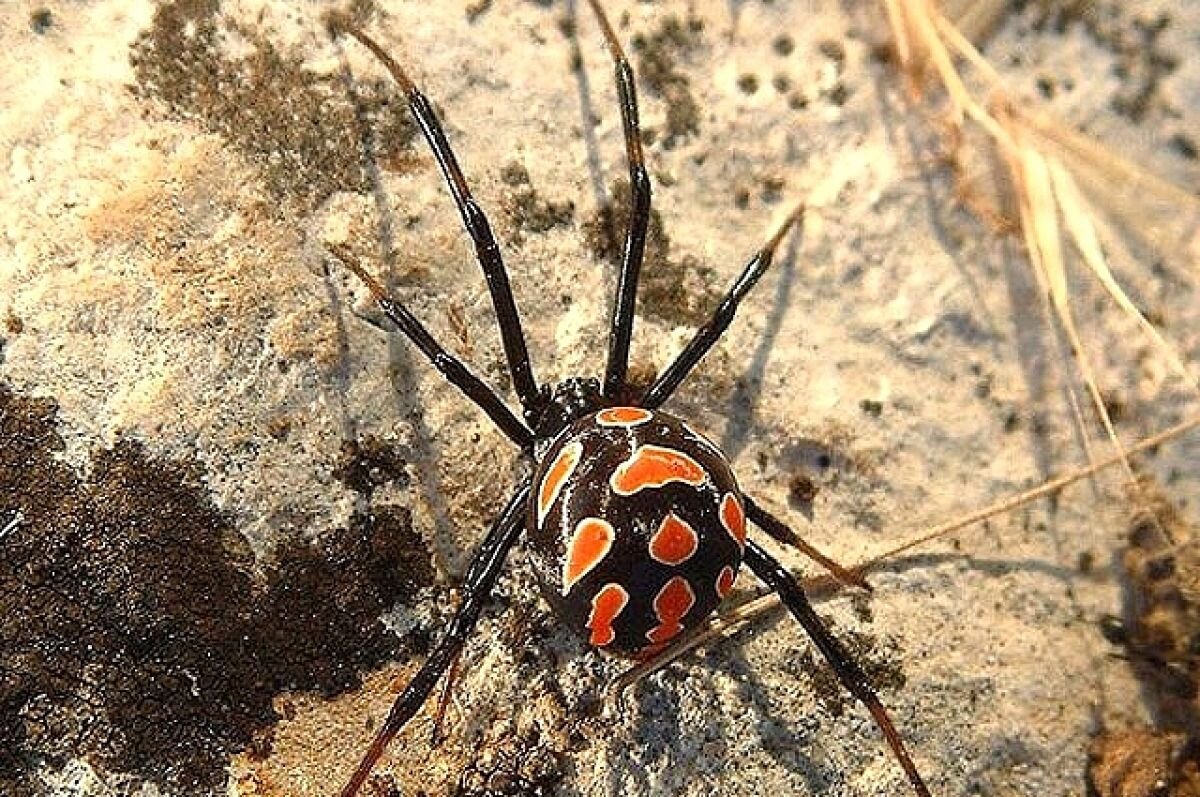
[324,3,930,796]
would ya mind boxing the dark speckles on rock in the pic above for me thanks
[129,0,418,211]
[584,178,721,328]
[1170,133,1198,160]
[797,624,905,718]
[788,471,819,507]
[335,434,411,496]
[631,14,704,148]
[817,39,846,67]
[859,398,883,417]
[453,721,566,797]
[499,163,576,244]
[0,381,434,795]
[29,7,53,34]
[737,73,760,95]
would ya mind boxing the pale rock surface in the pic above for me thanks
[2,1,1199,796]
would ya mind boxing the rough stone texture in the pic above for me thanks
[2,1,1199,796]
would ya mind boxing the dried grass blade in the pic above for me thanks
[1047,158,1199,394]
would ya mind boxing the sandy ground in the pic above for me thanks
[3,1,1200,796]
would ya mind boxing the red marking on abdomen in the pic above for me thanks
[587,583,629,647]
[596,406,653,427]
[537,441,581,526]
[645,576,696,644]
[648,513,699,565]
[716,565,736,599]
[720,492,746,547]
[562,517,615,595]
[610,445,706,496]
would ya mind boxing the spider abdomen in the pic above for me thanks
[528,407,745,658]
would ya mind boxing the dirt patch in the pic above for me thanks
[630,14,705,148]
[584,177,723,328]
[130,0,418,211]
[0,382,434,795]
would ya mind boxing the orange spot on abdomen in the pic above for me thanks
[562,517,615,595]
[537,442,581,525]
[646,576,696,644]
[720,492,746,546]
[596,406,653,427]
[648,513,699,565]
[716,565,736,599]
[587,583,629,647]
[610,445,706,496]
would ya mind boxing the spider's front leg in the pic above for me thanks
[584,0,653,401]
[641,203,804,409]
[743,540,932,797]
[338,481,531,797]
[328,15,541,419]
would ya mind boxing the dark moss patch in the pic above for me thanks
[631,14,705,148]
[583,178,722,327]
[499,163,575,245]
[129,0,417,211]
[787,471,819,508]
[335,434,411,496]
[29,8,53,35]
[0,382,433,795]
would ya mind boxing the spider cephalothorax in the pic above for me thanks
[525,376,606,444]
[528,407,744,658]
[325,3,932,797]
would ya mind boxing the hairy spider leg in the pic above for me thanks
[329,246,534,450]
[743,540,932,797]
[329,17,541,418]
[338,482,531,797]
[745,496,871,591]
[584,0,653,401]
[641,203,805,409]
[430,627,464,747]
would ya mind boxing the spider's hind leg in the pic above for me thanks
[742,540,932,797]
[745,495,871,591]
[337,481,531,797]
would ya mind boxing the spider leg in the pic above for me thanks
[338,481,531,797]
[744,495,871,591]
[641,204,804,409]
[429,643,462,747]
[742,540,932,797]
[328,17,541,418]
[330,246,533,450]
[584,0,653,401]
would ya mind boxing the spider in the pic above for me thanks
[325,3,931,796]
